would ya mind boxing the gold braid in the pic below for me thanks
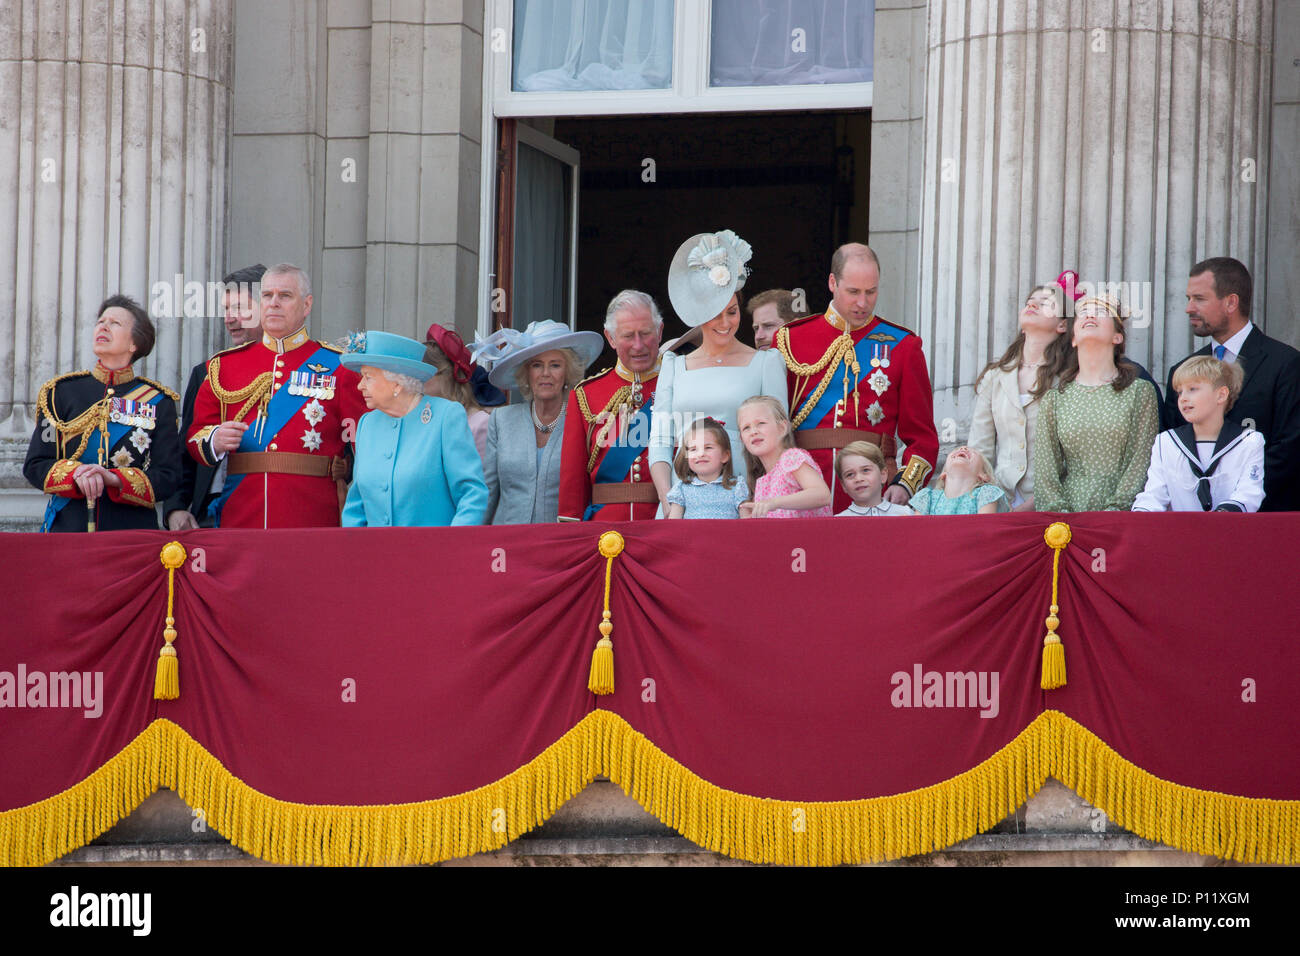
[579,384,634,472]
[36,377,112,463]
[207,355,273,423]
[776,328,861,428]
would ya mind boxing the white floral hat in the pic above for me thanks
[667,230,753,327]
[470,319,604,390]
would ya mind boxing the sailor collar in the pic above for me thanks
[91,361,135,386]
[615,359,660,384]
[1170,421,1248,471]
[263,326,312,354]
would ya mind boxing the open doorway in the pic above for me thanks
[496,110,870,365]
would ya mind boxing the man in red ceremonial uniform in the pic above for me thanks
[187,263,368,528]
[776,243,938,512]
[558,290,664,521]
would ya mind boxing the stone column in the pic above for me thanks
[0,0,233,529]
[917,0,1274,435]
[365,0,483,341]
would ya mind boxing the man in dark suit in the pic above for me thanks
[1164,257,1300,511]
[164,264,266,530]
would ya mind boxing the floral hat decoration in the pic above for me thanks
[667,229,753,327]
[339,330,439,381]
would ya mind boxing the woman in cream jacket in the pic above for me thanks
[968,278,1072,510]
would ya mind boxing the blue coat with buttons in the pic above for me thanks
[342,396,488,527]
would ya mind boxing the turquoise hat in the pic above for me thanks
[339,331,438,381]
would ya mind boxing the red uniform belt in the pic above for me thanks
[795,428,897,457]
[591,482,659,505]
[229,451,345,479]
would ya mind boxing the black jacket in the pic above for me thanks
[162,362,219,522]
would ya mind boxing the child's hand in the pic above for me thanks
[738,501,755,519]
[747,500,772,519]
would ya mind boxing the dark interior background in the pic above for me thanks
[545,109,870,365]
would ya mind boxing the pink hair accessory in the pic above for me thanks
[1056,270,1083,301]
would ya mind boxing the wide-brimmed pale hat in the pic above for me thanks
[667,230,753,326]
[339,330,438,381]
[471,320,604,390]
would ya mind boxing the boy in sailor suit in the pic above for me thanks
[1133,356,1265,512]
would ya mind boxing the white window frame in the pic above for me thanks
[477,1,873,335]
[487,0,873,116]
[514,123,581,332]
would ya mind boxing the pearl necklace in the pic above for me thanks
[531,401,561,433]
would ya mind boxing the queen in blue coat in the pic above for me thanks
[340,331,488,527]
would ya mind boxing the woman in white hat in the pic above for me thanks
[339,331,488,526]
[650,230,789,512]
[471,319,604,524]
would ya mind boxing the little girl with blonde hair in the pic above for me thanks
[909,446,1007,514]
[735,395,832,518]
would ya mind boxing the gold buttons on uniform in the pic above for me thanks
[269,443,278,451]
[106,388,115,396]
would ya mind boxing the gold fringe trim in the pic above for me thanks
[2,711,1296,866]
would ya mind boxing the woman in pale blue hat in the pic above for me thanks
[471,319,603,524]
[339,331,488,526]
[650,230,789,513]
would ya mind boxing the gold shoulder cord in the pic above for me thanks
[207,356,273,422]
[776,328,860,428]
[584,385,635,472]
[36,374,110,463]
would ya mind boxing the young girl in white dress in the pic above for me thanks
[663,418,749,519]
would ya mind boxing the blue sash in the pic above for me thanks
[794,325,907,432]
[583,394,654,521]
[208,346,340,526]
[42,389,164,532]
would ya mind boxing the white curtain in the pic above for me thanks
[710,0,873,87]
[513,142,568,330]
[512,0,675,91]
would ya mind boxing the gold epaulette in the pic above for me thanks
[317,340,344,354]
[573,367,613,424]
[35,370,91,428]
[36,371,107,462]
[209,339,256,360]
[576,366,612,389]
[135,376,180,403]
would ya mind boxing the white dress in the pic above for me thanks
[648,348,789,471]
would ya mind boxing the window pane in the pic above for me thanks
[513,0,675,92]
[710,0,874,87]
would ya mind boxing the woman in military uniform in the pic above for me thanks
[24,295,181,532]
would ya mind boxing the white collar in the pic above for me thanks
[1214,323,1253,361]
[687,474,727,486]
[845,500,890,515]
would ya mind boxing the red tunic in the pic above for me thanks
[187,328,367,528]
[778,308,938,512]
[557,363,661,522]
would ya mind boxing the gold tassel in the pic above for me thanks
[155,541,187,700]
[588,531,624,695]
[1041,522,1071,690]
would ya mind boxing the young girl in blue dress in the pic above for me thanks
[664,418,749,519]
[909,446,1008,515]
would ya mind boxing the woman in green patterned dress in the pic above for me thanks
[1034,295,1159,512]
